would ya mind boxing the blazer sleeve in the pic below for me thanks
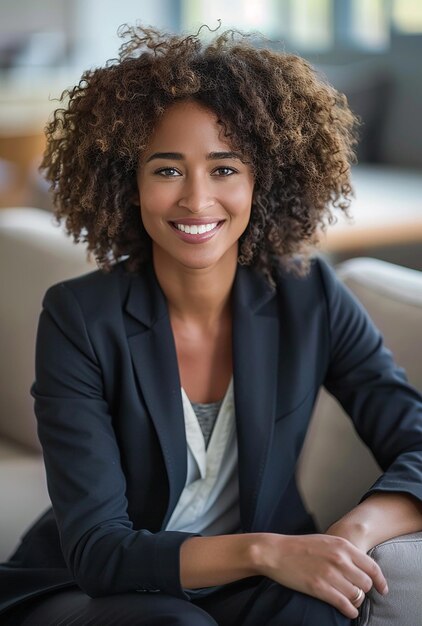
[317,258,422,504]
[31,282,199,599]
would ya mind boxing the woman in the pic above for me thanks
[1,25,422,626]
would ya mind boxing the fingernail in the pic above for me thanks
[382,585,389,595]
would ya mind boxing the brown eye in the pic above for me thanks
[155,168,181,177]
[212,167,237,176]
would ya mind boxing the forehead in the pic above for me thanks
[146,100,232,149]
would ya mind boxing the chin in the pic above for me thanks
[153,241,238,273]
[178,250,235,271]
[178,257,221,271]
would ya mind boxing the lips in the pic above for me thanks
[169,218,224,243]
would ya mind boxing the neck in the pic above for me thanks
[152,248,237,326]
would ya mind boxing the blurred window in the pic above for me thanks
[348,0,390,50]
[392,0,422,33]
[181,0,280,38]
[289,0,332,50]
[181,0,333,48]
[181,0,422,51]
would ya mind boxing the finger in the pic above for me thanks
[325,567,367,609]
[313,581,360,620]
[352,550,388,595]
[321,539,375,596]
[351,586,366,608]
[336,559,374,595]
[331,575,366,608]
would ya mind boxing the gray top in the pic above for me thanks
[191,399,223,449]
[185,396,226,599]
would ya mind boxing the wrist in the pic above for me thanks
[326,520,371,552]
[247,532,286,576]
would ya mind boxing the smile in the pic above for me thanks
[175,222,218,235]
[169,219,224,244]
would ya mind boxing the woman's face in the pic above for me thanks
[137,100,254,273]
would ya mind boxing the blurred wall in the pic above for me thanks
[0,0,68,38]
[69,0,179,70]
[308,33,422,169]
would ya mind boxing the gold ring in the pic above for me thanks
[351,587,364,604]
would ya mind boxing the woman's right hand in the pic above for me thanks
[250,533,388,619]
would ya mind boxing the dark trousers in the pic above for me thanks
[4,577,353,625]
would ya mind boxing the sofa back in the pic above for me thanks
[0,208,94,451]
[297,257,422,530]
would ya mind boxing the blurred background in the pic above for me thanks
[0,0,421,267]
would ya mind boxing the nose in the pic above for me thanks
[177,174,215,213]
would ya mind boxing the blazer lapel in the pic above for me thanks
[232,266,280,531]
[124,262,282,533]
[125,265,187,528]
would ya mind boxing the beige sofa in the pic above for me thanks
[297,256,422,626]
[1,207,421,625]
[0,208,95,561]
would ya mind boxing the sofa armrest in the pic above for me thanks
[358,532,422,626]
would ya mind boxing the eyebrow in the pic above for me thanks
[145,151,243,163]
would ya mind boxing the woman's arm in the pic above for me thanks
[180,531,387,619]
[325,492,422,552]
[34,282,199,599]
[317,258,422,543]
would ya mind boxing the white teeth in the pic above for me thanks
[175,222,218,235]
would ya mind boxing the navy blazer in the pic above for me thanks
[1,256,422,616]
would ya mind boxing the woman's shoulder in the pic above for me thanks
[41,260,152,322]
[271,254,338,297]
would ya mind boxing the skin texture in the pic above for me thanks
[137,100,255,277]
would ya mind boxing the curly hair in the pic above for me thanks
[41,24,358,282]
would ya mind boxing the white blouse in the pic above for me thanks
[165,378,241,537]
